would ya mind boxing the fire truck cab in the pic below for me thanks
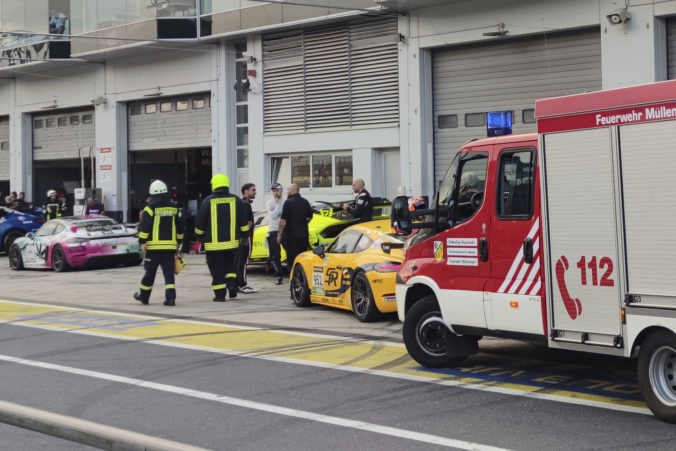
[393,80,676,423]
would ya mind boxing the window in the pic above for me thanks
[145,103,157,114]
[160,101,173,113]
[82,114,93,124]
[130,104,142,116]
[454,154,489,224]
[236,105,248,124]
[36,222,58,237]
[522,109,535,124]
[497,149,534,218]
[312,155,332,188]
[465,113,486,127]
[192,98,205,109]
[33,119,43,129]
[0,142,8,151]
[438,115,458,129]
[237,149,248,168]
[354,234,373,253]
[46,118,56,128]
[53,223,65,235]
[69,115,80,125]
[291,156,311,188]
[272,153,352,189]
[57,117,68,127]
[176,100,189,111]
[327,230,361,254]
[237,127,248,147]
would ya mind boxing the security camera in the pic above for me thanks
[607,8,631,25]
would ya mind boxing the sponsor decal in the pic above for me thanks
[433,241,443,262]
[326,268,340,286]
[312,266,325,295]
[447,257,478,267]
[447,238,477,247]
[384,296,397,302]
[447,247,478,257]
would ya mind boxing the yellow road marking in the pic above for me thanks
[0,300,648,413]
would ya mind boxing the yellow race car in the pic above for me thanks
[249,198,391,266]
[289,219,405,322]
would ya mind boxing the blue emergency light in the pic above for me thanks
[486,111,512,137]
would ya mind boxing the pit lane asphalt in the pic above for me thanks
[2,322,676,451]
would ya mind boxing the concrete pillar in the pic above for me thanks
[94,100,127,222]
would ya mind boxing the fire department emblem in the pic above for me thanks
[433,241,443,262]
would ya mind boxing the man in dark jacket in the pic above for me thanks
[236,183,257,294]
[342,178,373,223]
[195,174,249,302]
[134,180,184,306]
[277,183,313,274]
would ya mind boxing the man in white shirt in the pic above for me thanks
[267,183,284,285]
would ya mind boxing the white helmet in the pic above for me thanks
[149,180,168,195]
[47,190,57,197]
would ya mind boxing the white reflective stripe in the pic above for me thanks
[497,218,539,293]
[0,354,511,451]
[528,277,542,296]
[508,237,540,294]
[518,257,541,295]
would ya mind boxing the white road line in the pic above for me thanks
[0,320,652,417]
[0,353,509,451]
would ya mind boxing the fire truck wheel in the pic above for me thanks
[291,264,311,307]
[403,296,467,368]
[638,330,676,423]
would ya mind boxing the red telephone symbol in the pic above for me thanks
[555,256,582,320]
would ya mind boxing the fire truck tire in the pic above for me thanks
[638,330,676,423]
[403,296,468,368]
[291,264,311,307]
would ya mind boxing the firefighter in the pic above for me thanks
[195,173,249,302]
[44,190,66,221]
[133,180,184,307]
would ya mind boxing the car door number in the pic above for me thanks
[312,267,325,295]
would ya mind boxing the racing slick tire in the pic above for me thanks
[3,230,24,251]
[638,330,676,424]
[51,245,71,272]
[291,264,311,307]
[351,272,381,322]
[403,295,468,368]
[8,244,24,270]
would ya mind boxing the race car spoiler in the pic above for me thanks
[311,197,391,216]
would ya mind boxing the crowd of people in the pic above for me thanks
[132,175,374,307]
[0,191,31,213]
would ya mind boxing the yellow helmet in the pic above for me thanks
[211,173,230,191]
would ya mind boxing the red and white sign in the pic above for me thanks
[100,165,113,171]
[100,147,112,153]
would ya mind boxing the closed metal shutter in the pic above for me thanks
[128,93,211,151]
[263,18,398,132]
[32,109,95,161]
[0,116,8,180]
[432,29,601,183]
[667,17,676,78]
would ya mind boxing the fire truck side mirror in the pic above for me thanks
[391,196,412,235]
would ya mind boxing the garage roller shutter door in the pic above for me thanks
[128,93,211,151]
[667,17,676,79]
[0,116,8,180]
[33,109,95,161]
[432,29,601,184]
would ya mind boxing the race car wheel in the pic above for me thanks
[8,245,24,270]
[638,330,676,423]
[351,272,380,322]
[51,245,71,272]
[291,264,311,307]
[3,230,24,251]
[403,295,468,368]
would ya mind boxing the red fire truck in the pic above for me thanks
[392,80,676,423]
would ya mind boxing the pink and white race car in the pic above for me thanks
[8,216,143,272]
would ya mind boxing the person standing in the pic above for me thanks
[85,197,105,216]
[133,180,184,307]
[195,174,249,302]
[236,183,257,294]
[266,183,284,285]
[44,190,66,221]
[342,178,373,223]
[277,183,313,275]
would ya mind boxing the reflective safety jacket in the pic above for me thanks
[194,189,249,251]
[138,195,184,251]
[44,198,66,221]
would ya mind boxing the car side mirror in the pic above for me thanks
[381,242,405,254]
[312,245,325,258]
[391,196,412,235]
[25,232,34,239]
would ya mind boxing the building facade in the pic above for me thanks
[0,0,674,219]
